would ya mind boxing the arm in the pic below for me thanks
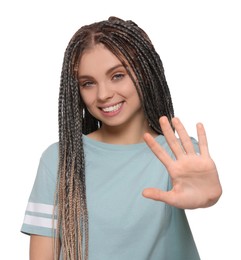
[30,235,57,260]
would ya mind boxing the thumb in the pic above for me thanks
[142,188,170,203]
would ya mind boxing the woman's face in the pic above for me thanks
[78,44,146,130]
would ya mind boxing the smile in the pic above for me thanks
[101,102,123,113]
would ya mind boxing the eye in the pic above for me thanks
[112,73,125,81]
[79,81,95,88]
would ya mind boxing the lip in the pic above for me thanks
[99,101,124,117]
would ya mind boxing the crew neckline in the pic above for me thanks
[82,134,164,151]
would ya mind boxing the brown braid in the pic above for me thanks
[55,16,174,260]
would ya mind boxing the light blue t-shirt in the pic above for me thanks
[21,135,200,260]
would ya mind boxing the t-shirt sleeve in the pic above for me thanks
[20,143,59,237]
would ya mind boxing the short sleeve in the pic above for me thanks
[21,142,59,237]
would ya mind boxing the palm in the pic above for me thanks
[143,116,222,209]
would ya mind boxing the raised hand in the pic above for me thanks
[142,116,222,209]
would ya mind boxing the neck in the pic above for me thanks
[87,120,158,145]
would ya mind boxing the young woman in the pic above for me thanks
[21,17,222,260]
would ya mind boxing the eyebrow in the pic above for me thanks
[78,64,125,80]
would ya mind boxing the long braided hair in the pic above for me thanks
[55,16,174,260]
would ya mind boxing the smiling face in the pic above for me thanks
[78,44,148,135]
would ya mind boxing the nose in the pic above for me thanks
[97,82,114,101]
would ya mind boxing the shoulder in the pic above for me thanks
[156,135,199,153]
[40,142,59,171]
[190,137,199,153]
[41,142,59,159]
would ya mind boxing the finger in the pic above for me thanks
[172,117,196,155]
[143,132,172,166]
[142,188,176,205]
[159,116,184,158]
[196,123,210,156]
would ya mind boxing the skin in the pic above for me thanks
[143,116,222,209]
[78,44,157,144]
[29,43,222,259]
[30,235,55,260]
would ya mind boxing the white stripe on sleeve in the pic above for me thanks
[23,214,57,229]
[26,202,55,215]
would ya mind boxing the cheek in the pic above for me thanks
[126,83,141,100]
[79,89,94,107]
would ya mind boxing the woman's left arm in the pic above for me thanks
[142,116,222,209]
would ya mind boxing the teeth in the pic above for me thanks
[102,103,122,112]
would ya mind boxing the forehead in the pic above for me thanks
[78,44,122,75]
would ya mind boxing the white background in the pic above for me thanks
[0,0,240,259]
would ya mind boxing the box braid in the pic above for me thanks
[56,16,174,260]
